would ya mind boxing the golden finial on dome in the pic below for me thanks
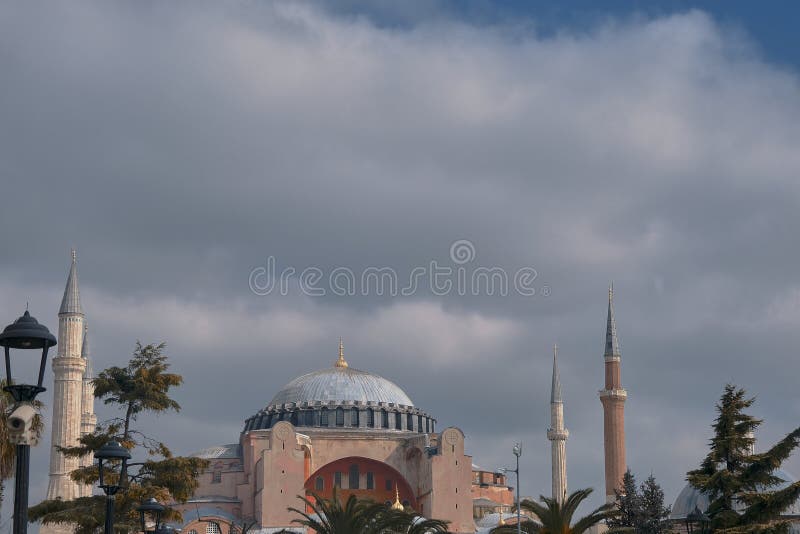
[498,513,505,526]
[335,337,348,368]
[391,484,404,510]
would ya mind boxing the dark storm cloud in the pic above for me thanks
[1,0,799,520]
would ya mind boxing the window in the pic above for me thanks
[351,407,359,427]
[206,523,221,534]
[349,464,360,489]
[336,407,344,427]
[320,408,329,426]
[304,410,315,427]
[385,479,393,491]
[367,408,375,428]
[418,415,423,433]
[315,476,324,491]
[334,472,343,488]
[290,411,298,426]
[425,418,430,432]
[407,413,414,431]
[366,472,374,489]
[395,412,402,430]
[381,410,389,428]
[211,470,221,483]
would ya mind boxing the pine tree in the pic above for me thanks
[639,474,671,534]
[607,469,641,531]
[29,342,208,533]
[687,384,800,533]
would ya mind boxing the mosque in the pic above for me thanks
[39,252,799,533]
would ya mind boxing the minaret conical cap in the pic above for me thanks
[59,249,83,315]
[551,344,562,404]
[605,284,620,358]
[81,323,93,378]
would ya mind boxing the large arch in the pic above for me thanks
[304,456,419,512]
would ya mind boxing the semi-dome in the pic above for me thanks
[268,366,414,408]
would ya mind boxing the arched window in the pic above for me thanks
[320,407,329,427]
[407,413,414,431]
[351,407,359,427]
[425,418,430,433]
[394,412,402,430]
[381,409,389,428]
[349,464,360,489]
[418,415,423,433]
[315,476,324,491]
[367,408,375,428]
[290,411,299,426]
[206,523,221,534]
[335,407,345,427]
[366,472,374,489]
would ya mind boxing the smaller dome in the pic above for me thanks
[672,468,800,519]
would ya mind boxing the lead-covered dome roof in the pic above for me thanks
[268,366,414,408]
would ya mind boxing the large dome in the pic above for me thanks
[269,366,414,408]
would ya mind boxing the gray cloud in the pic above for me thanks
[1,1,799,523]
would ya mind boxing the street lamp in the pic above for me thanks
[0,310,57,534]
[498,442,523,534]
[95,441,132,534]
[138,498,166,534]
[685,506,710,534]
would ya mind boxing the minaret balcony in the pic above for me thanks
[598,388,627,400]
[547,429,569,441]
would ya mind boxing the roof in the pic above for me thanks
[190,444,242,459]
[268,365,414,408]
[59,251,83,315]
[605,285,620,358]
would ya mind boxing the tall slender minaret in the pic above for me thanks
[547,344,569,503]
[77,322,97,497]
[599,285,627,502]
[45,250,88,502]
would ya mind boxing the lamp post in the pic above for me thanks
[138,498,166,534]
[498,442,523,534]
[0,310,57,534]
[685,506,710,534]
[95,441,132,534]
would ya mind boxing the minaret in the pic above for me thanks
[78,322,97,497]
[45,250,88,502]
[599,285,627,502]
[547,344,569,503]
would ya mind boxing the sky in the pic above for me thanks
[1,0,800,527]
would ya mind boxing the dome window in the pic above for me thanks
[206,523,221,534]
[320,408,329,427]
[351,407,359,427]
[395,412,402,430]
[335,407,345,427]
[381,410,389,429]
[367,408,375,428]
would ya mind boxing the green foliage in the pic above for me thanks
[283,488,450,534]
[29,342,208,533]
[0,380,44,510]
[491,488,623,534]
[607,469,670,534]
[687,384,800,533]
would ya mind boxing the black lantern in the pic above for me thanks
[0,310,57,402]
[0,310,56,534]
[95,441,132,534]
[685,506,710,534]
[138,498,166,534]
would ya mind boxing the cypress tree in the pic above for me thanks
[687,384,800,532]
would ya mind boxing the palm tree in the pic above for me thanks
[284,489,450,534]
[491,488,622,534]
[0,380,44,509]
